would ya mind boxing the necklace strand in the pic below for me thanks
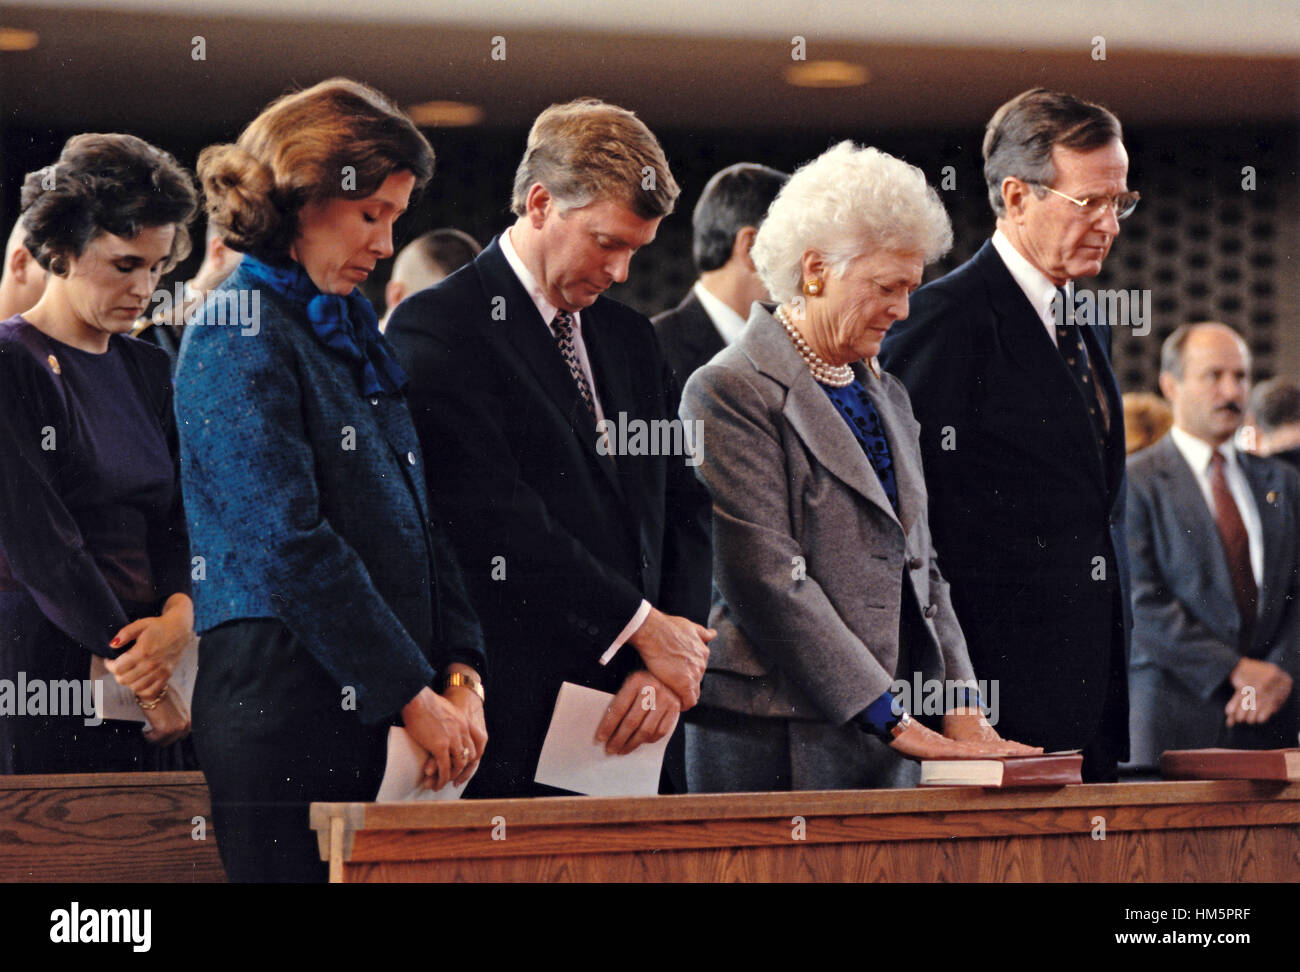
[775,305,856,387]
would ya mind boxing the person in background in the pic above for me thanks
[879,88,1137,781]
[1123,391,1174,455]
[1247,377,1300,474]
[379,227,480,330]
[681,142,1039,793]
[0,133,197,773]
[1126,323,1299,767]
[652,163,788,395]
[0,220,48,321]
[135,221,242,367]
[177,78,487,882]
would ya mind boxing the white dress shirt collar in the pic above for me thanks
[1168,424,1263,587]
[500,226,572,330]
[991,229,1064,344]
[1169,424,1236,477]
[692,280,748,347]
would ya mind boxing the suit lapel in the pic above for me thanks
[476,239,623,496]
[1242,453,1289,642]
[741,310,900,527]
[860,376,920,538]
[676,294,726,370]
[974,243,1107,494]
[1153,436,1239,636]
[1078,309,1128,500]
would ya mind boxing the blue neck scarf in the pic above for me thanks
[240,254,408,397]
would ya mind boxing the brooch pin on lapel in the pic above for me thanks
[47,354,61,376]
[1266,490,1279,505]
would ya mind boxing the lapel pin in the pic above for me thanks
[1266,490,1278,505]
[47,354,61,376]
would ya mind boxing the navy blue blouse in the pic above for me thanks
[0,316,190,648]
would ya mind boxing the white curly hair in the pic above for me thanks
[751,141,952,303]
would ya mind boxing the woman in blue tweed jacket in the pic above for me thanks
[175,78,487,882]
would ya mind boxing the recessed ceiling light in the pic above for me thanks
[784,60,870,88]
[0,28,39,51]
[407,101,484,127]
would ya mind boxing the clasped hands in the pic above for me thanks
[889,707,1043,761]
[104,594,194,746]
[401,663,488,791]
[595,606,715,755]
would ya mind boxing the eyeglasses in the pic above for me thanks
[1029,183,1141,220]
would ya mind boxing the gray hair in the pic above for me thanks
[751,141,952,304]
[983,88,1123,217]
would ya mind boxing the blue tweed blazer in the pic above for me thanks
[174,262,485,724]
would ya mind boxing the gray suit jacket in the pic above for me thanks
[1126,434,1300,766]
[680,305,978,732]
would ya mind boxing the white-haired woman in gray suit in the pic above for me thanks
[681,142,1039,792]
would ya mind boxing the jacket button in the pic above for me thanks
[923,604,938,619]
[908,557,923,571]
[406,451,417,465]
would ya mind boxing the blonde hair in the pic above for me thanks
[510,98,679,219]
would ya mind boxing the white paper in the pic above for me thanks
[90,634,198,724]
[375,727,471,802]
[533,681,669,796]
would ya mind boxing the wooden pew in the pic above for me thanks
[311,780,1300,882]
[0,772,225,882]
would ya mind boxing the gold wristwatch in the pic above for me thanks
[442,670,485,703]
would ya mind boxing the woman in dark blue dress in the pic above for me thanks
[0,133,199,772]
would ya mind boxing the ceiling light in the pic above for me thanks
[407,101,483,127]
[0,28,39,51]
[783,60,870,88]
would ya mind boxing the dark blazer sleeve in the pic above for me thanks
[1125,463,1241,699]
[877,283,981,461]
[428,503,489,679]
[0,343,129,653]
[175,317,436,723]
[389,300,646,665]
[137,346,192,604]
[655,354,712,625]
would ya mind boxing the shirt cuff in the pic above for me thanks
[948,687,983,712]
[853,689,908,741]
[599,599,652,666]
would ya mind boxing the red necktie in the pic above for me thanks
[1209,450,1257,653]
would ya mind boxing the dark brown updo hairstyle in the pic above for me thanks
[198,78,435,259]
[20,133,199,276]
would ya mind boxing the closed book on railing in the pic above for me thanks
[919,753,1083,787]
[1159,748,1300,782]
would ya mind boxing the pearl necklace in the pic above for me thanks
[774,305,856,387]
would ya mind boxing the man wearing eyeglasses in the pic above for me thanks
[879,88,1137,782]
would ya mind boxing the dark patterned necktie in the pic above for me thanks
[1209,450,1258,653]
[551,310,596,419]
[1055,286,1109,456]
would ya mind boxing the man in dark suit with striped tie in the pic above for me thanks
[879,89,1139,780]
[1125,323,1300,768]
[387,99,714,797]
